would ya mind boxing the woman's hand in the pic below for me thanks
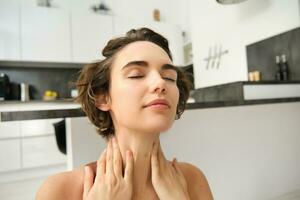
[83,137,134,200]
[151,140,190,200]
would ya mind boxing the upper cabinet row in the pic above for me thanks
[0,3,184,65]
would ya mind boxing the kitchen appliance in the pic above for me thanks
[0,73,10,101]
[9,82,21,100]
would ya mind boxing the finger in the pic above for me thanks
[96,148,107,178]
[158,140,166,160]
[172,158,184,176]
[106,139,114,176]
[171,157,178,174]
[157,139,167,168]
[112,137,123,178]
[172,157,176,167]
[151,140,159,176]
[83,166,94,198]
[124,150,134,184]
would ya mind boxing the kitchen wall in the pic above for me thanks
[188,0,300,88]
[247,27,300,81]
[0,66,79,99]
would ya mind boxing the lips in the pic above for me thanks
[144,99,170,108]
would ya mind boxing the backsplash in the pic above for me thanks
[0,66,80,100]
[246,27,300,81]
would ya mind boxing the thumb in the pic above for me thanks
[151,140,159,179]
[83,166,94,199]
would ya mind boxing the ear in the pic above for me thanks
[95,94,111,111]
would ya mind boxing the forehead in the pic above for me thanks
[112,41,172,70]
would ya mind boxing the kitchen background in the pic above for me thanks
[0,0,300,200]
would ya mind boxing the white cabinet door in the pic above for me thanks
[150,22,184,66]
[113,16,149,37]
[0,1,20,60]
[0,121,20,139]
[71,12,114,62]
[20,118,63,137]
[0,139,21,172]
[113,17,184,65]
[22,135,66,168]
[66,117,104,170]
[20,6,71,62]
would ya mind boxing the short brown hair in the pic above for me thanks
[75,27,191,139]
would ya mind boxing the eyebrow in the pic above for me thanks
[121,60,177,72]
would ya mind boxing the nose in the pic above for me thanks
[150,73,166,94]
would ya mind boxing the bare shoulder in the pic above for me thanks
[35,163,92,200]
[177,162,214,200]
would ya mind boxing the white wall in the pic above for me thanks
[189,0,300,88]
[162,102,300,200]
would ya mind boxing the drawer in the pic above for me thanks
[0,121,20,139]
[20,118,63,137]
[22,135,66,168]
[0,139,21,172]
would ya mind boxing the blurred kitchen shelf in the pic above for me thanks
[0,60,87,69]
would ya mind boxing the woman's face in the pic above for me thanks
[104,41,179,134]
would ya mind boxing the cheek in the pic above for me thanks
[110,80,144,112]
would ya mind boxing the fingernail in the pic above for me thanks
[84,166,88,174]
[127,150,131,157]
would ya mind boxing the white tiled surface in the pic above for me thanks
[0,101,81,112]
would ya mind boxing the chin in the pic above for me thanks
[145,119,174,133]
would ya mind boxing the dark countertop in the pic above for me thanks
[1,97,300,122]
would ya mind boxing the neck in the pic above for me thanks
[115,128,159,193]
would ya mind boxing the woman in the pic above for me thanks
[36,28,213,200]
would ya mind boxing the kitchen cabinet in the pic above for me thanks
[150,22,184,66]
[0,1,20,60]
[20,118,61,137]
[0,121,20,139]
[20,6,72,62]
[0,118,66,172]
[113,16,148,36]
[113,17,184,65]
[71,12,114,62]
[22,135,66,168]
[0,139,21,172]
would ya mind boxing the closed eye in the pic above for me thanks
[163,77,176,82]
[128,76,176,82]
[128,76,144,79]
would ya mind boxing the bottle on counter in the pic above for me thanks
[275,55,282,81]
[281,54,290,81]
[20,82,30,102]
